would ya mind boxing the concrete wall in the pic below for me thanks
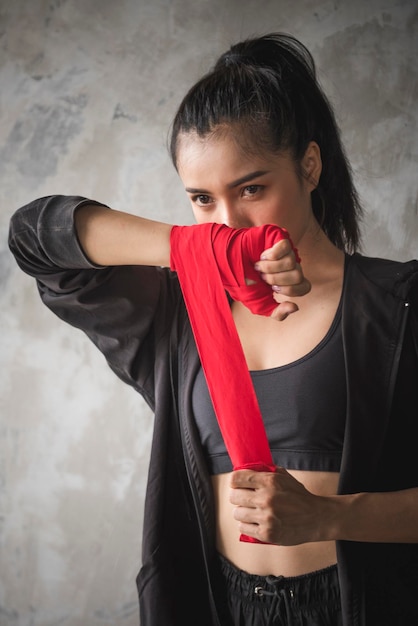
[1,1,417,624]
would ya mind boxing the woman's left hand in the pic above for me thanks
[229,467,333,545]
[230,468,418,545]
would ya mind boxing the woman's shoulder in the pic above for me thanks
[350,251,418,271]
[346,252,418,300]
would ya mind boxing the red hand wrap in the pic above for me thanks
[210,223,299,316]
[170,223,299,543]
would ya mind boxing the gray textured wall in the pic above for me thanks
[1,1,417,625]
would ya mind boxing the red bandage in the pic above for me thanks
[212,223,300,316]
[170,223,299,543]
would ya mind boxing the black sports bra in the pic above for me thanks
[192,301,346,474]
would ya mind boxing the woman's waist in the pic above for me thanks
[217,536,337,578]
[213,469,339,577]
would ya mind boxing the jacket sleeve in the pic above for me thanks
[8,195,179,408]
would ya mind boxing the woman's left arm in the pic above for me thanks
[326,486,418,543]
[230,468,418,545]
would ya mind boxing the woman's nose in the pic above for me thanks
[217,203,254,229]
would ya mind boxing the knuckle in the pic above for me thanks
[263,515,277,539]
[282,256,295,271]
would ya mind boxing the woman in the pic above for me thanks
[9,33,418,626]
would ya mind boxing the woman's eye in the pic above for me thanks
[193,194,212,206]
[243,185,263,197]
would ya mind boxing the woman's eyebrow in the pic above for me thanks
[185,170,269,194]
[228,170,269,188]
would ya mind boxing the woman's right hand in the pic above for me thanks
[254,238,311,320]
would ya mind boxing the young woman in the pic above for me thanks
[9,33,418,626]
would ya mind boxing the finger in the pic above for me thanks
[257,265,305,286]
[260,238,294,261]
[233,506,259,523]
[230,469,263,489]
[270,300,299,321]
[272,277,311,297]
[233,511,271,543]
[256,255,297,276]
[237,520,260,540]
[230,490,258,507]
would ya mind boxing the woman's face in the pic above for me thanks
[176,129,321,245]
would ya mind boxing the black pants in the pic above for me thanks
[214,554,342,626]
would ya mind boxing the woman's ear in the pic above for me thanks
[302,141,322,191]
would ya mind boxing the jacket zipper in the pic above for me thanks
[387,300,410,417]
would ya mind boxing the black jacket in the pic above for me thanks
[8,195,418,626]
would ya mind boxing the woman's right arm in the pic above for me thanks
[8,195,173,276]
[74,202,172,268]
[8,195,179,403]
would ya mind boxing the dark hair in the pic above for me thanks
[169,32,363,253]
